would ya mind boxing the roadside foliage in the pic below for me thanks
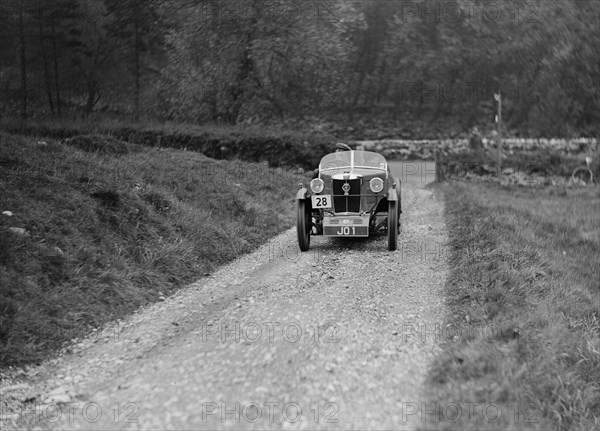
[0,0,598,137]
[0,132,306,366]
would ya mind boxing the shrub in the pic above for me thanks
[1,119,336,170]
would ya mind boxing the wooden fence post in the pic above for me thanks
[435,149,444,182]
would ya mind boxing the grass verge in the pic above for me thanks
[423,182,600,430]
[0,117,336,170]
[0,132,306,367]
[439,150,600,179]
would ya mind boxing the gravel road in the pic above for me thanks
[1,162,449,430]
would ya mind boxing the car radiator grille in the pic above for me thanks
[332,179,361,213]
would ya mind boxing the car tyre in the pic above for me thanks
[297,200,311,251]
[388,200,398,251]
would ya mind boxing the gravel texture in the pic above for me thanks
[1,161,448,430]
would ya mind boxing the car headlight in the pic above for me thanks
[310,178,324,194]
[370,177,384,193]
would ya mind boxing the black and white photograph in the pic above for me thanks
[0,0,598,429]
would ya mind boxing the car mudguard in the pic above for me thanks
[296,186,310,201]
[387,177,401,201]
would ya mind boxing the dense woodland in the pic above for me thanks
[1,0,598,137]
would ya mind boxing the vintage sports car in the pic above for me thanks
[296,146,401,251]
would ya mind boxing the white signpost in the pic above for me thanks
[495,92,502,174]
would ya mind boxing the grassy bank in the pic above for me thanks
[438,150,600,180]
[0,132,306,367]
[0,117,336,171]
[424,182,599,430]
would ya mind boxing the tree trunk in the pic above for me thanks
[39,17,55,116]
[352,70,366,108]
[85,80,99,115]
[134,18,140,121]
[19,0,27,120]
[51,19,61,116]
[375,57,389,105]
[228,29,254,124]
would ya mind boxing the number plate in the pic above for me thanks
[311,195,332,209]
[323,216,370,237]
[323,226,369,237]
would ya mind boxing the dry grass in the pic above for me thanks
[423,182,600,430]
[0,132,306,367]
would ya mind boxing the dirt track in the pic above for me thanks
[1,162,449,430]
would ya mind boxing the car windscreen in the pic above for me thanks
[319,151,385,171]
[353,151,387,169]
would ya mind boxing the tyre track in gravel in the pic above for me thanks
[2,162,449,430]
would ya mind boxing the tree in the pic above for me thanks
[18,0,28,119]
[104,0,165,120]
[66,0,116,115]
[0,0,597,134]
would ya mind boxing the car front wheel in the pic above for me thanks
[387,200,398,251]
[297,200,311,251]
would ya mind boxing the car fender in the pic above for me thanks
[296,186,310,201]
[387,177,401,201]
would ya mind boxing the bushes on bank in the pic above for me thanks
[0,120,335,170]
[438,150,600,179]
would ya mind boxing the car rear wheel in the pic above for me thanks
[297,200,311,251]
[388,200,398,251]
